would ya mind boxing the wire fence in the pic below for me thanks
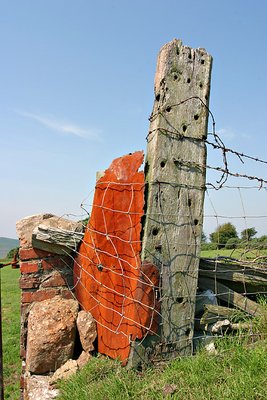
[11,96,266,362]
[41,116,262,361]
[37,97,264,362]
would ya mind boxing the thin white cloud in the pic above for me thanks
[217,128,236,140]
[16,110,101,141]
[217,128,251,141]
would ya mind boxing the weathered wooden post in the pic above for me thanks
[129,39,212,365]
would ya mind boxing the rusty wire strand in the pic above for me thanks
[147,95,267,189]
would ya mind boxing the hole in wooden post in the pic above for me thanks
[166,106,171,112]
[187,78,191,84]
[156,93,160,101]
[199,83,203,88]
[188,199,192,207]
[194,114,199,121]
[194,219,199,226]
[176,297,183,304]
[188,52,192,60]
[201,59,205,64]
[182,125,187,132]
[176,47,180,56]
[185,328,191,336]
[173,74,178,81]
[160,161,166,168]
[155,243,162,252]
[152,227,159,236]
[205,95,208,100]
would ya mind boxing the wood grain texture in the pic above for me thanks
[73,152,159,363]
[32,225,83,255]
[141,39,212,360]
[198,277,266,317]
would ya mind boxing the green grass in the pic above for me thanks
[1,260,21,399]
[201,248,267,260]
[1,256,267,400]
[58,339,267,400]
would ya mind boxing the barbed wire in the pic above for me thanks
[147,95,267,190]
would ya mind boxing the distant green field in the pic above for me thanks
[201,248,267,260]
[1,261,21,399]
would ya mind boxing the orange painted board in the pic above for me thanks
[74,151,159,362]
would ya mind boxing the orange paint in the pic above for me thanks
[74,151,159,363]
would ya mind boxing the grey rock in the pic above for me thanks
[25,375,59,400]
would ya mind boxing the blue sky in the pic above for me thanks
[1,0,266,239]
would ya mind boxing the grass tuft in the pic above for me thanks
[1,262,21,399]
[58,339,267,400]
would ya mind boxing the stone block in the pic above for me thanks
[77,351,92,369]
[77,310,97,352]
[60,289,75,300]
[19,276,40,289]
[32,216,83,255]
[22,289,60,304]
[20,261,40,274]
[25,375,59,400]
[50,359,78,384]
[26,296,79,374]
[16,214,54,249]
[40,271,67,288]
[19,247,53,261]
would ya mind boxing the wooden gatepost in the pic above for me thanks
[129,39,212,366]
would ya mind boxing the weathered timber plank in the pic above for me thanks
[199,259,267,293]
[32,224,83,255]
[198,277,266,317]
[200,304,247,325]
[140,39,212,360]
[200,259,267,278]
[199,269,267,287]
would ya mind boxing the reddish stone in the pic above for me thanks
[19,248,52,261]
[19,276,40,289]
[40,259,54,271]
[74,151,159,363]
[41,256,72,271]
[20,261,39,274]
[40,272,67,288]
[20,374,25,390]
[21,289,60,303]
[20,347,26,359]
[60,289,75,300]
[21,303,30,319]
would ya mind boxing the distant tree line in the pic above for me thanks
[6,222,266,258]
[6,247,19,259]
[202,223,267,250]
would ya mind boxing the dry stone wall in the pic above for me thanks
[16,214,97,400]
